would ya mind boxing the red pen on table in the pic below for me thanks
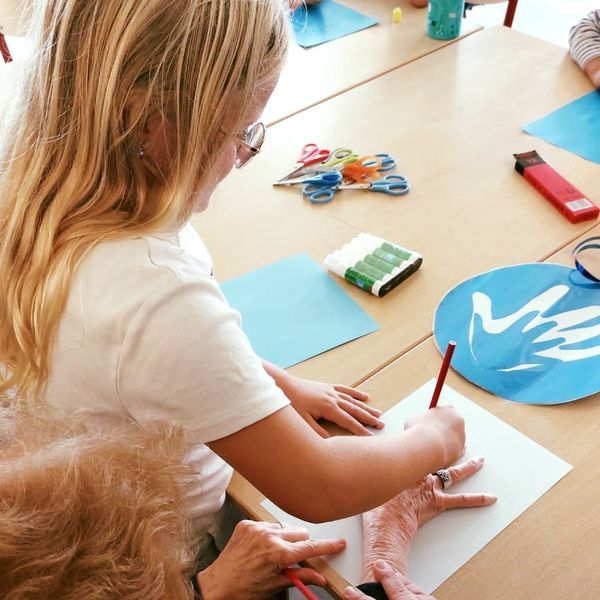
[429,341,456,408]
[284,568,319,600]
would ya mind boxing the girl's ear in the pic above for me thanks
[125,93,173,169]
[140,110,174,169]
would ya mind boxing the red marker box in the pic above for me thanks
[513,150,599,224]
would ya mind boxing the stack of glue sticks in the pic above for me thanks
[324,233,422,297]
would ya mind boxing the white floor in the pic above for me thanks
[467,0,598,48]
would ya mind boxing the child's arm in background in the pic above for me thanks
[569,10,600,87]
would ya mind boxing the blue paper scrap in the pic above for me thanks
[523,90,600,165]
[292,0,378,49]
[221,254,379,368]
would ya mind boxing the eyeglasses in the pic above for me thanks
[235,122,266,169]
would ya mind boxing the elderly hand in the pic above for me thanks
[196,520,345,599]
[344,560,435,600]
[361,456,496,580]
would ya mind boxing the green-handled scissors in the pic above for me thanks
[302,147,359,175]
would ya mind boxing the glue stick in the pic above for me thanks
[324,233,422,297]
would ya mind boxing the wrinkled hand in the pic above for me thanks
[361,456,496,579]
[344,560,435,600]
[281,375,384,437]
[197,520,346,599]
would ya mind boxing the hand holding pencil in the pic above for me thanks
[403,342,465,467]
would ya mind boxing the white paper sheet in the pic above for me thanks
[262,379,572,593]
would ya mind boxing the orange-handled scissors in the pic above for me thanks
[277,143,331,182]
[342,155,386,183]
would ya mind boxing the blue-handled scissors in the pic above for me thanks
[339,174,410,196]
[302,171,342,204]
[277,143,331,182]
[363,153,396,172]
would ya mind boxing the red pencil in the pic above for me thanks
[284,568,319,600]
[429,341,456,408]
[0,33,13,63]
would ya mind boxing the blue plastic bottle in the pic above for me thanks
[426,0,464,40]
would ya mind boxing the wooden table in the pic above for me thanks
[262,0,481,125]
[229,226,600,599]
[195,26,600,390]
[344,227,600,600]
[215,25,600,596]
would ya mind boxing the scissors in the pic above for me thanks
[365,152,396,172]
[299,146,360,176]
[301,171,342,204]
[339,174,410,196]
[278,143,331,182]
[342,155,391,183]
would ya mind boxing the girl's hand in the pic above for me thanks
[361,456,496,580]
[281,375,385,437]
[196,520,345,600]
[344,561,435,600]
[404,405,466,466]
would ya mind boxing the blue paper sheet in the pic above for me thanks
[523,90,600,164]
[292,0,378,49]
[221,254,379,368]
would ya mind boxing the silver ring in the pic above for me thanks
[276,521,285,529]
[434,468,453,490]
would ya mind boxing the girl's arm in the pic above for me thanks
[569,10,600,86]
[208,403,465,523]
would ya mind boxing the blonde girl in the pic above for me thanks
[0,0,467,563]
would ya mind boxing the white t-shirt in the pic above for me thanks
[44,222,289,538]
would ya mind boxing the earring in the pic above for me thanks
[138,141,148,157]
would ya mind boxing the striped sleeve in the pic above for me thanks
[569,10,600,70]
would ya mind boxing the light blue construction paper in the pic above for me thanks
[523,91,600,164]
[292,0,378,49]
[434,263,600,405]
[221,254,379,368]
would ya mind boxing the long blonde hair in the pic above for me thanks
[0,0,289,400]
[0,406,196,599]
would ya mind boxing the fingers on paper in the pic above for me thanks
[338,396,384,429]
[278,526,311,543]
[333,384,372,405]
[372,561,415,598]
[442,456,497,508]
[448,455,485,482]
[288,537,347,563]
[329,406,375,436]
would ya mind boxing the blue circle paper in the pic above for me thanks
[434,263,600,404]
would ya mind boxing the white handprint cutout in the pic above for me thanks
[469,285,600,371]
